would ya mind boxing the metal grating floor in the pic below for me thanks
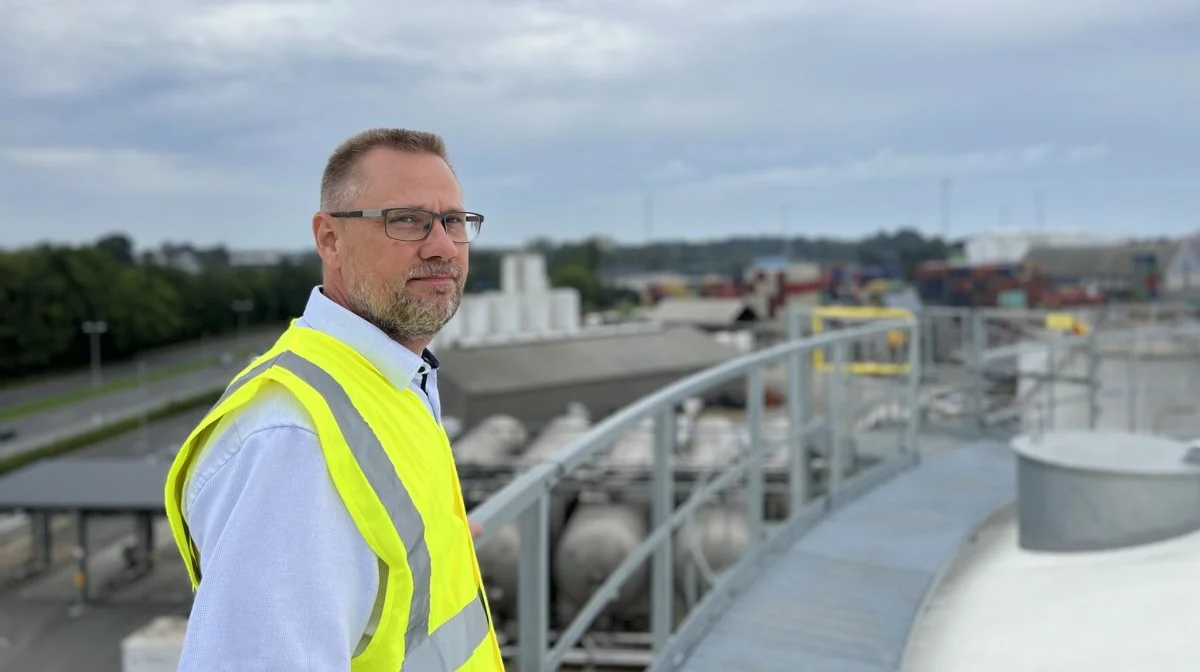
[677,440,1016,672]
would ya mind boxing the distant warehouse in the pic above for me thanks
[435,325,741,429]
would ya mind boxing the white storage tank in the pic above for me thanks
[600,418,657,475]
[476,522,522,622]
[121,616,186,672]
[522,293,553,334]
[439,307,465,344]
[476,406,591,623]
[684,415,742,472]
[521,253,549,293]
[463,294,492,339]
[554,503,650,624]
[550,288,582,332]
[501,254,522,294]
[452,415,527,469]
[488,294,521,335]
[673,505,751,594]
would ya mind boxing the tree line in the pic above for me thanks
[0,228,954,379]
[0,234,318,380]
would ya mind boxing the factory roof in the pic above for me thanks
[0,458,169,512]
[436,326,740,395]
[648,297,759,328]
[1024,240,1178,280]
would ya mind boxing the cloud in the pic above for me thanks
[0,145,251,195]
[0,0,1197,249]
[673,143,1111,194]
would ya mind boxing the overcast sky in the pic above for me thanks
[1,1,1197,252]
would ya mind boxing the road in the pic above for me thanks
[0,409,206,672]
[0,325,284,415]
[0,348,276,463]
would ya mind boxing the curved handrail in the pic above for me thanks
[468,315,922,671]
[469,317,910,540]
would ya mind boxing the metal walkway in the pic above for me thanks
[676,440,1015,672]
[467,306,1200,672]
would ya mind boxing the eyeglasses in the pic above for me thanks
[329,207,484,243]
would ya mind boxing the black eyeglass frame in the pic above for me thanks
[328,207,484,243]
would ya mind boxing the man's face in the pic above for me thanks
[331,149,469,344]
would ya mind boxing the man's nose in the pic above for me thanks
[419,219,460,260]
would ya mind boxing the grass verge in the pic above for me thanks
[0,389,222,476]
[0,357,222,423]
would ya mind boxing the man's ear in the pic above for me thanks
[313,211,342,269]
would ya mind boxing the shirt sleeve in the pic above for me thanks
[177,421,378,672]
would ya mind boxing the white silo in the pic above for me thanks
[501,254,522,294]
[463,294,492,339]
[520,253,549,293]
[550,288,581,332]
[488,293,521,335]
[523,293,553,335]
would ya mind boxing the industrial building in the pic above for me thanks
[435,325,741,429]
[432,251,583,350]
[646,297,759,332]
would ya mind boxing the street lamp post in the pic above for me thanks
[230,299,254,351]
[81,320,108,388]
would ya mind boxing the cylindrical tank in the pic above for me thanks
[522,293,553,335]
[476,408,592,624]
[488,294,521,334]
[683,415,741,473]
[600,418,656,476]
[476,522,521,622]
[452,415,527,469]
[519,407,592,469]
[763,414,791,469]
[554,503,650,624]
[521,253,549,293]
[463,294,491,339]
[673,505,752,595]
[550,288,582,333]
[438,308,464,344]
[501,254,522,294]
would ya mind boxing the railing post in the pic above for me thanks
[1044,339,1056,431]
[746,367,766,543]
[787,346,810,513]
[1127,328,1140,432]
[651,405,675,652]
[1086,331,1099,430]
[517,494,549,672]
[827,341,848,497]
[904,318,922,457]
[970,310,987,431]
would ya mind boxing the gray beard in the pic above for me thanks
[345,274,462,343]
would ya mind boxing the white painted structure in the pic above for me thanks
[903,508,1200,672]
[432,252,583,350]
[1163,235,1200,296]
[121,616,187,672]
[965,228,1124,265]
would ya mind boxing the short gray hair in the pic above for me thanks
[320,128,452,211]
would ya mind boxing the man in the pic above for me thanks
[163,128,505,671]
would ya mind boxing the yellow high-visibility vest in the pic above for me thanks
[164,323,505,671]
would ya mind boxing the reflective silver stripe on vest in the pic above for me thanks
[400,592,491,671]
[202,349,490,666]
[273,351,433,654]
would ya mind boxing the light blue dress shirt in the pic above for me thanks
[178,286,443,671]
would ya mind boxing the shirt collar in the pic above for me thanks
[296,286,435,390]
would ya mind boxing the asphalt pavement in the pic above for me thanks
[0,342,278,463]
[0,410,206,671]
[0,325,284,415]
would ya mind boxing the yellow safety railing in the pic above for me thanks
[811,306,914,375]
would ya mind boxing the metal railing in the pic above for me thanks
[468,302,1200,671]
[468,310,924,672]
